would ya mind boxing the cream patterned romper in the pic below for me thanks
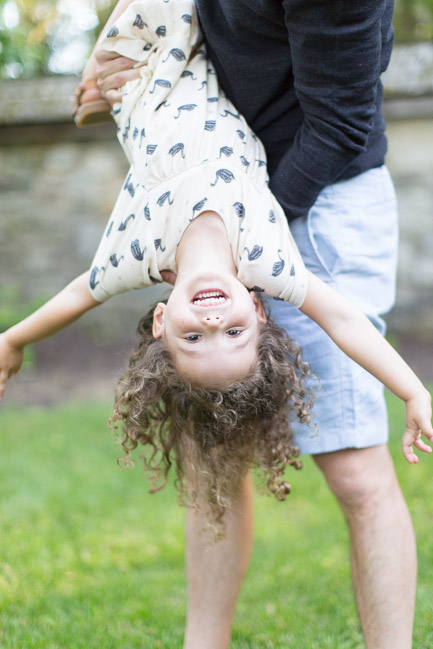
[89,0,308,307]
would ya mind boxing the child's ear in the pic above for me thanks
[251,292,267,324]
[152,302,166,338]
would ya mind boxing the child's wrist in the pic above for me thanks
[403,383,430,404]
[2,329,25,351]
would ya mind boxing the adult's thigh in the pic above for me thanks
[267,166,399,455]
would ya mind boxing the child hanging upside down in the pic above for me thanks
[1,0,432,524]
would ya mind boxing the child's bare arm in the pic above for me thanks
[300,270,433,462]
[0,272,100,398]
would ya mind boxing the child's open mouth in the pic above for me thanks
[191,289,228,307]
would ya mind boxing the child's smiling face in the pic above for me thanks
[152,273,266,388]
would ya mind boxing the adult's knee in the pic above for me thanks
[313,444,399,511]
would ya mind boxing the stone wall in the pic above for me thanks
[385,118,433,338]
[0,75,432,341]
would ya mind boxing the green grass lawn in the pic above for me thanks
[1,391,432,648]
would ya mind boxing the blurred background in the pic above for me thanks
[0,0,432,404]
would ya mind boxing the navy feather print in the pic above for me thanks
[243,245,263,261]
[168,142,185,158]
[155,100,171,111]
[133,14,146,29]
[269,210,276,223]
[154,239,166,252]
[290,264,296,276]
[204,120,216,132]
[122,119,130,143]
[220,109,240,120]
[219,146,233,158]
[192,198,208,217]
[240,155,250,170]
[156,191,174,206]
[272,250,285,277]
[123,173,136,197]
[146,144,158,155]
[117,214,135,231]
[211,169,235,186]
[233,202,246,231]
[174,104,197,119]
[155,25,166,37]
[89,266,104,290]
[181,70,197,80]
[106,221,114,237]
[123,172,132,190]
[130,240,146,261]
[106,26,118,38]
[181,13,192,23]
[162,48,186,63]
[233,202,245,219]
[144,204,151,221]
[110,253,124,267]
[149,79,171,93]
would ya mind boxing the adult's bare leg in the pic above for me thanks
[183,472,254,649]
[314,444,416,649]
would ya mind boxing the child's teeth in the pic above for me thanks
[193,291,226,305]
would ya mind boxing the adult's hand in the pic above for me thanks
[159,270,177,285]
[94,48,141,106]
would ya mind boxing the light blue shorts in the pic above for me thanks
[267,166,399,455]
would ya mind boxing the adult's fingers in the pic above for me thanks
[104,88,124,106]
[97,66,141,95]
[160,270,177,285]
[0,370,8,398]
[95,48,137,82]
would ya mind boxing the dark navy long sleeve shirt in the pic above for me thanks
[195,0,395,221]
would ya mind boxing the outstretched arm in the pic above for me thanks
[0,272,100,398]
[300,270,433,463]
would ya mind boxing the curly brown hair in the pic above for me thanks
[109,302,314,529]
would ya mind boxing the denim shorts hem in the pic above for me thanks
[268,166,398,455]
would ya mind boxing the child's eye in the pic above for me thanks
[185,334,201,342]
[226,329,242,337]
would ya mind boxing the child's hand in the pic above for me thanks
[0,333,24,398]
[402,389,433,463]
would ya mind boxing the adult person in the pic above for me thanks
[80,1,416,648]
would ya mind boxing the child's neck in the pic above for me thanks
[175,211,236,280]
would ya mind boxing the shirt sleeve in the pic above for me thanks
[269,0,388,220]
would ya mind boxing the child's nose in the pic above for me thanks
[201,314,224,327]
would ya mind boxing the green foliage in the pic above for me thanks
[0,0,432,80]
[0,283,46,332]
[0,0,57,78]
[0,284,47,368]
[0,391,432,647]
[394,0,433,42]
[0,0,117,79]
